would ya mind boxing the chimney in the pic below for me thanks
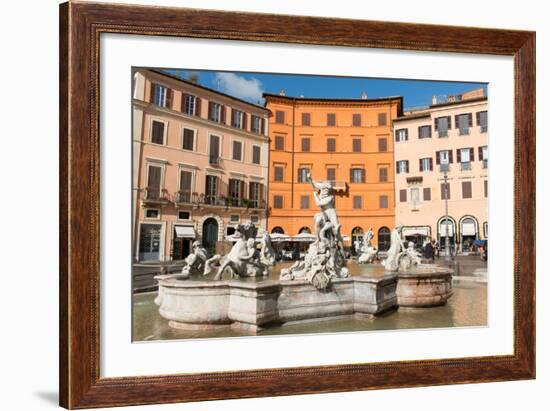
[432,95,437,105]
[279,89,286,96]
[360,91,368,100]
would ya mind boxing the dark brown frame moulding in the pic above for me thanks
[59,1,536,408]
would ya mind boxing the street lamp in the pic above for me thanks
[440,160,453,264]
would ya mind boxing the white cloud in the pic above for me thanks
[214,73,264,103]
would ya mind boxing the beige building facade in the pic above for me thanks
[393,90,488,252]
[132,69,270,262]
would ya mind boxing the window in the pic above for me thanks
[379,195,389,209]
[145,209,159,219]
[209,135,220,164]
[251,115,263,134]
[182,94,198,116]
[151,120,165,145]
[435,116,451,138]
[411,188,420,209]
[436,150,453,166]
[273,195,283,209]
[378,138,388,152]
[352,138,362,152]
[455,113,473,135]
[441,182,451,200]
[205,175,218,204]
[379,167,388,182]
[182,128,194,151]
[232,140,243,161]
[396,160,409,174]
[152,84,170,108]
[274,166,284,182]
[178,169,193,202]
[208,102,223,123]
[252,146,261,165]
[250,215,260,224]
[462,181,473,199]
[249,182,263,208]
[399,189,407,202]
[327,113,336,126]
[418,125,432,139]
[326,167,336,181]
[302,138,311,152]
[327,138,336,152]
[300,195,310,209]
[479,145,488,169]
[232,109,244,129]
[423,187,431,201]
[353,195,362,209]
[378,113,387,126]
[275,135,285,150]
[302,113,311,126]
[228,179,244,206]
[178,211,191,220]
[146,164,163,200]
[395,128,408,142]
[477,110,488,133]
[352,113,361,127]
[297,167,310,183]
[484,180,488,198]
[419,157,433,172]
[350,168,365,183]
[457,147,474,171]
[275,111,285,124]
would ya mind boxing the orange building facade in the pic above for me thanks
[264,94,403,251]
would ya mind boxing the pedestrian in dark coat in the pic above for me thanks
[424,241,434,261]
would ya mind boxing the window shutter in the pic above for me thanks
[195,98,201,117]
[447,116,452,129]
[456,149,461,163]
[419,158,423,172]
[221,106,227,124]
[208,102,212,120]
[405,129,409,141]
[243,113,248,130]
[470,147,475,161]
[468,113,473,127]
[261,118,265,135]
[165,88,173,109]
[149,83,157,103]
[395,162,399,174]
[417,126,422,139]
[478,146,483,160]
[362,169,366,183]
[428,126,432,137]
[181,93,188,112]
[434,118,438,131]
[449,150,454,163]
[405,161,409,173]
[429,157,433,170]
[455,115,459,129]
[436,151,440,165]
[476,112,481,125]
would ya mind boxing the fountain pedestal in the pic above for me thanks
[396,267,454,307]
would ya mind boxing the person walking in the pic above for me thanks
[424,240,434,262]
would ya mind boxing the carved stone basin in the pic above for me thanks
[396,265,454,308]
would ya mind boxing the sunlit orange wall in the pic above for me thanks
[265,95,401,247]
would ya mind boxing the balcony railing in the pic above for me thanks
[459,127,470,136]
[482,159,488,169]
[480,125,488,133]
[209,155,220,165]
[438,130,448,138]
[460,162,472,171]
[143,187,170,203]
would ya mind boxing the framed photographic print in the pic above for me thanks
[59,1,535,409]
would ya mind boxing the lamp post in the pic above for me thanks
[440,161,453,264]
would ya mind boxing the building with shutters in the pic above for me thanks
[264,93,403,251]
[132,69,270,262]
[393,88,488,252]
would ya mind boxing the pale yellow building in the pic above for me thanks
[393,89,488,253]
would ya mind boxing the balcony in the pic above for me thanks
[438,130,448,138]
[480,125,488,133]
[203,195,267,210]
[482,159,488,169]
[209,155,220,165]
[142,187,170,205]
[175,191,198,205]
[460,162,472,171]
[459,127,470,136]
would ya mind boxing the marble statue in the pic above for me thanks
[382,225,406,272]
[398,241,423,271]
[357,227,377,264]
[280,173,349,290]
[180,240,209,278]
[259,232,276,267]
[207,223,270,280]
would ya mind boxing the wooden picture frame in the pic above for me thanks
[59,2,535,408]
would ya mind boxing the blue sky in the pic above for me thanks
[163,68,487,110]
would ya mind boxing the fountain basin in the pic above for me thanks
[155,274,398,332]
[396,266,454,307]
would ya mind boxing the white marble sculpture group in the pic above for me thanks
[280,173,350,290]
[357,227,378,264]
[381,225,423,272]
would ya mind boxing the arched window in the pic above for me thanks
[351,227,364,244]
[271,226,285,234]
[378,227,391,251]
[298,227,311,234]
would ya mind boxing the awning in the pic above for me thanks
[439,221,454,235]
[402,227,429,237]
[473,240,487,246]
[293,232,316,242]
[174,225,196,239]
[461,221,477,236]
[270,233,291,242]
